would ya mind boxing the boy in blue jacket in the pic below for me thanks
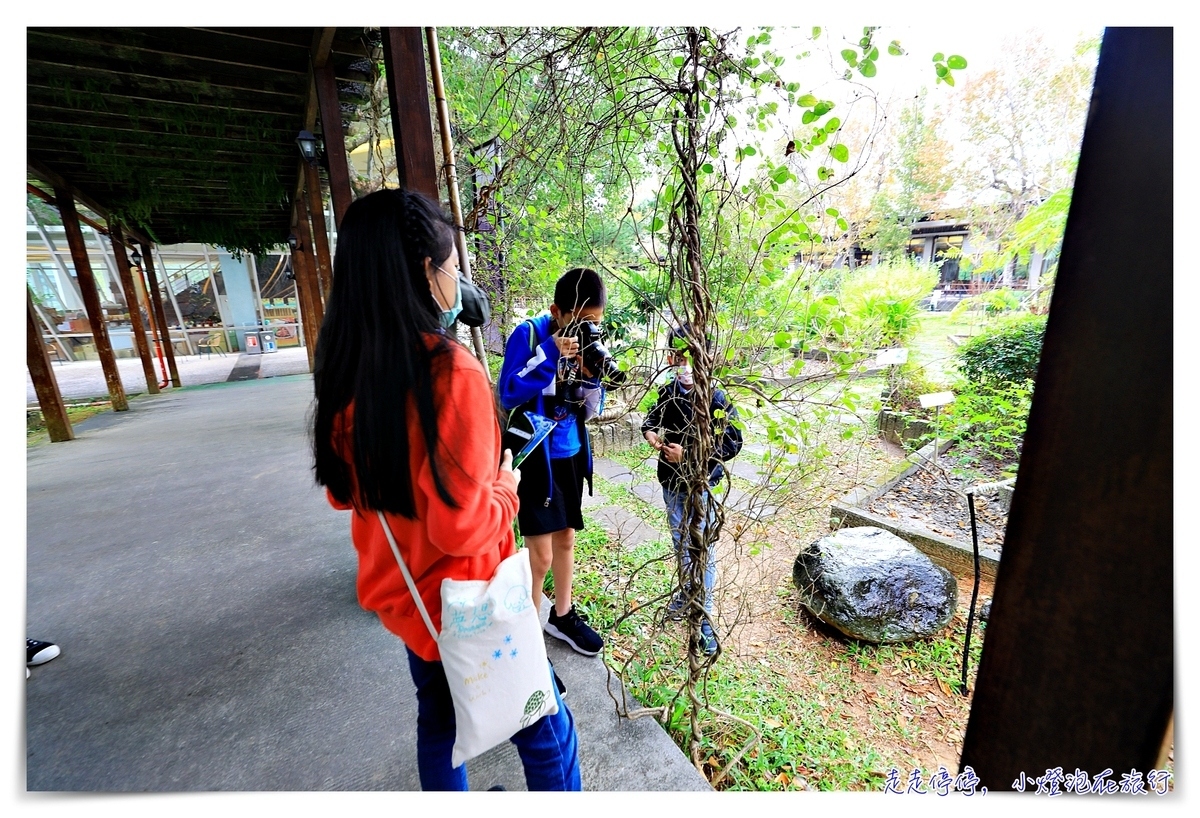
[498,268,607,657]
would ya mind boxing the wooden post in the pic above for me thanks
[381,27,439,200]
[305,161,334,302]
[290,198,323,373]
[54,186,128,411]
[958,28,1173,788]
[314,61,354,230]
[109,226,159,395]
[27,287,73,442]
[140,243,182,386]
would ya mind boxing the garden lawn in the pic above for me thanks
[575,423,991,791]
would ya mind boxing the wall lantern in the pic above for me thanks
[130,249,142,267]
[287,234,300,252]
[295,130,319,164]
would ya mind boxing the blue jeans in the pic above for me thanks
[662,485,717,615]
[405,647,581,791]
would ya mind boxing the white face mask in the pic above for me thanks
[676,363,693,388]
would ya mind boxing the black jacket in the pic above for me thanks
[641,377,743,491]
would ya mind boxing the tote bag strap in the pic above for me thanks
[375,510,440,642]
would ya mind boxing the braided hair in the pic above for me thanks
[312,188,462,516]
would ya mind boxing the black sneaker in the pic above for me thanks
[549,661,567,700]
[665,588,691,620]
[696,620,718,656]
[544,605,604,656]
[27,639,60,666]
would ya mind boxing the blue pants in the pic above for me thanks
[405,647,582,791]
[662,485,718,615]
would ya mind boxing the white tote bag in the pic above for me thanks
[377,511,559,767]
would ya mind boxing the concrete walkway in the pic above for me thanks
[25,370,709,792]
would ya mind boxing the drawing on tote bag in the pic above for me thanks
[521,689,550,729]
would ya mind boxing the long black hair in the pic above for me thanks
[312,188,460,517]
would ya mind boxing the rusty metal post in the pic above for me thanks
[381,27,439,200]
[305,161,334,302]
[109,226,159,395]
[27,287,73,442]
[140,242,182,386]
[314,61,354,230]
[54,186,128,411]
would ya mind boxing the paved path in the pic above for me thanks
[27,346,312,404]
[25,371,709,792]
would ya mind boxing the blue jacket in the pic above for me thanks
[498,312,603,503]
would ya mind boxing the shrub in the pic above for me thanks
[932,379,1033,470]
[948,287,1025,320]
[955,314,1048,386]
[839,259,938,348]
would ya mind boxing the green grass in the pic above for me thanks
[906,312,981,385]
[27,402,111,444]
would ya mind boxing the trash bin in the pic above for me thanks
[243,331,263,355]
[260,330,277,353]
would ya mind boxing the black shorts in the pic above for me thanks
[517,450,586,536]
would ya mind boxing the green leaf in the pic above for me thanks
[774,331,791,348]
[840,49,858,65]
[813,101,832,116]
[888,40,904,56]
[811,130,827,146]
[812,26,821,38]
[651,216,664,232]
[947,54,968,70]
[859,59,877,78]
[798,93,818,107]
[785,82,800,93]
[933,52,945,62]
[801,110,816,125]
[830,143,850,163]
[759,275,772,286]
[825,207,839,217]
[868,46,879,61]
[726,114,738,128]
[770,165,790,184]
[824,117,841,132]
[837,217,849,231]
[943,73,955,87]
[742,145,756,156]
[935,63,949,77]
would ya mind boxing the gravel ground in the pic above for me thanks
[866,447,1016,552]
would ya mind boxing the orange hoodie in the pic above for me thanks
[326,339,519,662]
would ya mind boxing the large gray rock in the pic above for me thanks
[792,526,957,643]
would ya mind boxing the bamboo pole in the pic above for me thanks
[426,26,491,379]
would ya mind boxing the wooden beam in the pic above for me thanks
[314,61,354,230]
[958,27,1173,789]
[27,183,112,236]
[311,27,337,68]
[30,159,152,247]
[54,185,128,411]
[304,161,334,302]
[137,243,180,388]
[27,287,74,442]
[109,225,159,395]
[381,27,438,200]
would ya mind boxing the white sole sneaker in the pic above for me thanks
[543,620,602,656]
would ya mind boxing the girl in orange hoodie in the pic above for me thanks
[312,189,580,790]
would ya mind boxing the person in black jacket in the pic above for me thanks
[641,323,743,655]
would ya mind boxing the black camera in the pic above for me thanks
[562,320,627,386]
